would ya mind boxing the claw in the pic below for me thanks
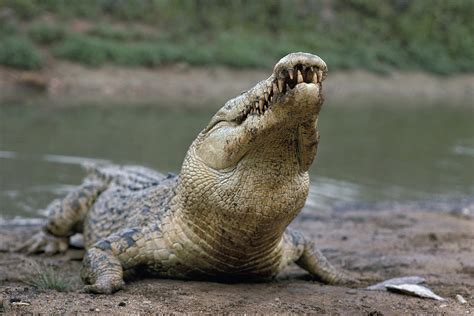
[14,231,69,255]
[83,280,124,294]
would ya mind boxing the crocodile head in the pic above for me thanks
[177,52,327,240]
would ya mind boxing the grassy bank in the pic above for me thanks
[1,0,473,74]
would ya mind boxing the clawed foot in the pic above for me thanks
[337,274,361,287]
[14,231,69,255]
[83,279,125,294]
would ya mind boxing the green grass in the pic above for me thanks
[24,264,73,292]
[0,36,42,70]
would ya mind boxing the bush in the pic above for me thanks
[29,23,66,45]
[54,34,184,67]
[53,35,108,67]
[0,36,42,69]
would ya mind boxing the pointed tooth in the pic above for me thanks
[259,99,264,112]
[264,92,269,101]
[278,79,284,93]
[317,70,323,83]
[288,69,294,80]
[273,81,279,93]
[297,70,304,83]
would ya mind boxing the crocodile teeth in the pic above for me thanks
[277,79,284,93]
[297,70,304,83]
[259,99,264,112]
[317,70,323,83]
[273,81,279,94]
[264,92,269,102]
[288,69,294,80]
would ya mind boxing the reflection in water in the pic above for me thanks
[0,103,473,221]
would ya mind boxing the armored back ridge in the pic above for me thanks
[17,53,355,293]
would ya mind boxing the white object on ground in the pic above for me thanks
[456,294,467,304]
[386,284,445,301]
[366,276,425,291]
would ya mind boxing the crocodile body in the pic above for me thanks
[19,53,353,293]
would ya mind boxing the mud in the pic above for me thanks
[1,204,473,314]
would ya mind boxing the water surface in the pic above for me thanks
[0,101,473,221]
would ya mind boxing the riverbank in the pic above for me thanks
[1,204,473,314]
[1,62,473,108]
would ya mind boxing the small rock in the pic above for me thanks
[275,297,280,302]
[346,289,357,295]
[118,301,126,307]
[143,300,152,304]
[456,294,467,304]
[95,308,100,312]
[439,304,448,308]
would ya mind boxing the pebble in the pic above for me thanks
[143,300,152,304]
[346,289,357,295]
[456,294,467,304]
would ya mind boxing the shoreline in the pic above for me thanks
[1,62,473,107]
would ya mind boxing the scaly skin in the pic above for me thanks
[18,52,355,294]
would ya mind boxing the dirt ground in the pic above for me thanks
[1,203,473,315]
[1,62,473,107]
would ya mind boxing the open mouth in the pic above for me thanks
[236,63,324,123]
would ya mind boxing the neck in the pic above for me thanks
[164,137,309,273]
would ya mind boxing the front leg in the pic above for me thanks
[81,227,166,294]
[281,229,356,285]
[16,179,106,254]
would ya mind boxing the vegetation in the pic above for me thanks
[24,264,73,292]
[0,36,42,70]
[0,0,472,74]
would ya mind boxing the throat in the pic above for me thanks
[165,205,284,275]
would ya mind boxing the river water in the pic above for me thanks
[0,101,473,222]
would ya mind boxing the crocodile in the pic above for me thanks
[18,52,354,294]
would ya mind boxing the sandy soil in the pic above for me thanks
[1,204,473,315]
[1,62,473,107]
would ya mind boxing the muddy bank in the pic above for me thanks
[1,205,473,314]
[1,63,473,107]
